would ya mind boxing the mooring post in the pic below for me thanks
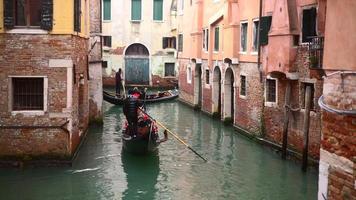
[302,85,312,172]
[282,81,291,159]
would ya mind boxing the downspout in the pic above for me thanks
[257,0,263,83]
[100,0,103,59]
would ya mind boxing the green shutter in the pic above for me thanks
[214,27,219,51]
[131,0,142,20]
[153,0,163,21]
[260,16,272,46]
[103,0,111,20]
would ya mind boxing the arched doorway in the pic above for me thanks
[224,67,235,122]
[194,64,202,108]
[212,66,222,117]
[124,43,150,85]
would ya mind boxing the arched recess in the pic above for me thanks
[193,64,202,108]
[212,66,222,117]
[224,67,235,122]
[124,43,150,85]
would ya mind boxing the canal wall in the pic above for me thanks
[0,34,90,164]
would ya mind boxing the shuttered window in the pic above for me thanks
[259,16,272,46]
[178,34,183,52]
[205,70,210,84]
[203,28,209,51]
[4,0,53,30]
[74,0,81,32]
[302,7,317,43]
[162,37,176,49]
[103,0,111,20]
[131,0,142,21]
[153,0,163,21]
[214,26,219,52]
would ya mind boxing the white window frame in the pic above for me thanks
[240,21,248,54]
[239,73,247,99]
[251,19,259,55]
[102,0,112,22]
[264,76,278,107]
[187,65,192,84]
[8,76,48,116]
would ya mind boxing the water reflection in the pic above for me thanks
[121,151,160,200]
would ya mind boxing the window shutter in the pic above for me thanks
[131,0,142,20]
[162,37,168,49]
[153,0,163,21]
[103,0,111,20]
[4,0,14,29]
[259,16,272,46]
[74,0,81,32]
[41,0,53,30]
[173,37,176,49]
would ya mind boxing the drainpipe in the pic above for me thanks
[257,0,263,83]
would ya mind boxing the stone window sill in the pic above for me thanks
[11,110,45,116]
[6,28,48,35]
[264,101,278,108]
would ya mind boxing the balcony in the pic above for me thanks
[307,36,324,69]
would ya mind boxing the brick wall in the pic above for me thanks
[0,34,89,161]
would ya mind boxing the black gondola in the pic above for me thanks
[103,89,179,105]
[121,118,168,154]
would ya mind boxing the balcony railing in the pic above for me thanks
[308,36,324,69]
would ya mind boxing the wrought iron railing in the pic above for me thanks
[307,36,324,69]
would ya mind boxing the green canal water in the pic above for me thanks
[0,101,318,200]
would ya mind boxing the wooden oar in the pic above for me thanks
[139,108,208,162]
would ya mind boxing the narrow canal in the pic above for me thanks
[0,100,318,200]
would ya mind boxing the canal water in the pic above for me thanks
[0,100,318,200]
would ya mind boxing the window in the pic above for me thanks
[74,0,81,32]
[162,37,176,49]
[205,69,210,84]
[259,16,272,46]
[252,20,259,52]
[266,78,277,103]
[153,0,163,21]
[12,78,44,111]
[103,0,111,20]
[240,75,246,96]
[203,28,209,51]
[187,66,192,83]
[178,34,183,52]
[103,36,112,47]
[164,63,175,77]
[240,22,248,52]
[14,0,42,27]
[302,7,317,43]
[301,82,315,110]
[102,61,108,68]
[214,26,219,52]
[131,0,142,21]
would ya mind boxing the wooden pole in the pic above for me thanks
[302,85,312,172]
[282,81,291,159]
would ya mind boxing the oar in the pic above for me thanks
[139,108,208,162]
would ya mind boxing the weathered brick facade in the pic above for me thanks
[0,34,89,164]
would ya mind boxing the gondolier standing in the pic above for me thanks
[115,68,123,97]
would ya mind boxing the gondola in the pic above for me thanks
[103,89,179,105]
[121,116,168,154]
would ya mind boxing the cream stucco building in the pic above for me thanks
[102,0,177,86]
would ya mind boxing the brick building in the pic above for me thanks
[89,0,103,123]
[317,0,356,199]
[0,0,91,164]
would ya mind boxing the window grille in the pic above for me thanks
[240,75,246,96]
[266,79,276,102]
[12,78,44,111]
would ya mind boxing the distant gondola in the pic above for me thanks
[103,89,179,105]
